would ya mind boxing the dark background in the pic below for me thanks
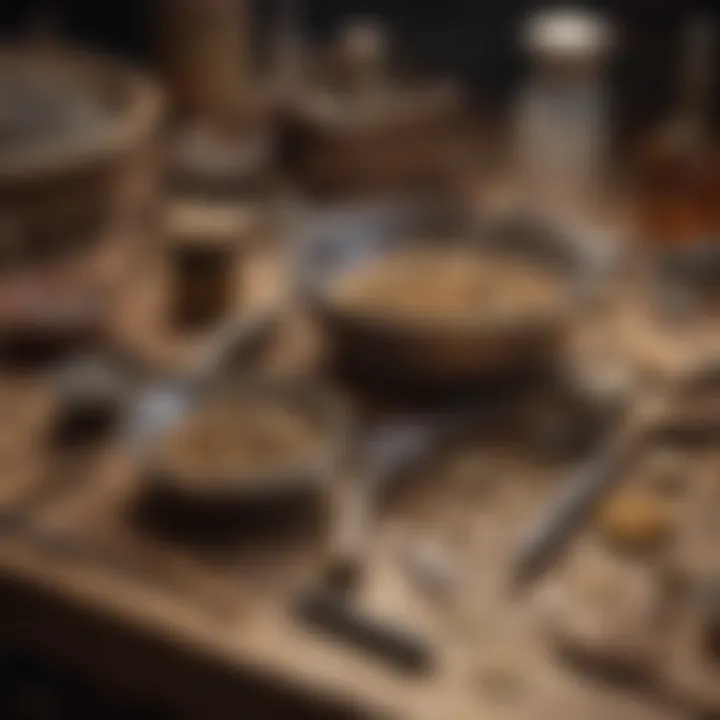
[0,1,719,141]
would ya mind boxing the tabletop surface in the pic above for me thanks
[0,200,719,720]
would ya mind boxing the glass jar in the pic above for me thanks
[513,8,615,227]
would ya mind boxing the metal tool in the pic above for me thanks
[512,435,638,590]
[511,396,663,591]
[125,306,282,450]
[295,587,434,674]
[512,362,720,591]
[49,305,281,452]
[325,400,502,588]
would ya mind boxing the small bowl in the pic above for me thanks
[133,375,350,543]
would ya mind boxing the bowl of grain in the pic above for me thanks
[136,375,349,541]
[295,205,590,396]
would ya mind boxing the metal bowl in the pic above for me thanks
[131,373,350,543]
[293,204,605,398]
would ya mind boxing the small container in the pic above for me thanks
[166,202,242,330]
[160,0,271,199]
[283,20,466,200]
[170,241,236,329]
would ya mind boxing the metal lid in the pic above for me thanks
[522,8,614,61]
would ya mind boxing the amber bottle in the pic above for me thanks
[634,17,717,248]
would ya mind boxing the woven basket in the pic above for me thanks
[0,47,164,257]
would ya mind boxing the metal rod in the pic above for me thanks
[511,407,646,591]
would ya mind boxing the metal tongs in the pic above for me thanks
[299,398,504,673]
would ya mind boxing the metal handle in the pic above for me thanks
[511,415,641,590]
[512,453,619,589]
[184,305,282,381]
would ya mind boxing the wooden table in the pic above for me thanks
[0,203,718,719]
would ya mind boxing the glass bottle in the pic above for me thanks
[513,8,615,227]
[634,16,716,249]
